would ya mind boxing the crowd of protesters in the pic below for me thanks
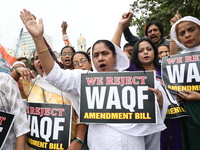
[1,8,200,150]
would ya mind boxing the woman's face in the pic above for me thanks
[33,51,43,76]
[72,53,91,71]
[138,41,155,66]
[158,46,169,59]
[92,42,116,72]
[176,21,200,48]
[61,47,74,68]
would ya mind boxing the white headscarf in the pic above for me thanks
[90,40,130,72]
[11,61,26,69]
[170,16,200,54]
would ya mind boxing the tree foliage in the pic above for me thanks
[129,0,200,38]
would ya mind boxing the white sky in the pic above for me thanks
[0,0,138,53]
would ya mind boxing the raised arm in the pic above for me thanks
[20,9,54,75]
[170,11,182,55]
[61,21,71,46]
[111,12,134,47]
[123,27,139,44]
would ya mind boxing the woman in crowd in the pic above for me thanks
[112,11,186,150]
[60,46,75,70]
[71,50,92,150]
[157,45,170,61]
[170,15,200,150]
[71,51,92,71]
[0,72,30,150]
[128,38,181,150]
[12,48,86,150]
[20,8,167,150]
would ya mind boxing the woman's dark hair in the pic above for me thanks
[130,38,159,70]
[145,21,164,38]
[71,51,91,63]
[32,48,63,68]
[60,46,76,55]
[92,40,116,55]
[30,57,36,71]
[17,57,28,62]
[87,47,91,53]
[157,44,170,52]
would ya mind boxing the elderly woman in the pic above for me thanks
[170,16,200,150]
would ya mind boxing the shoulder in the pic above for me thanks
[0,72,14,83]
[125,62,139,71]
[161,38,170,46]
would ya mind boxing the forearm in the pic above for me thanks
[62,30,67,35]
[169,39,179,55]
[75,124,88,141]
[123,27,139,43]
[111,24,124,47]
[16,134,26,150]
[10,70,21,81]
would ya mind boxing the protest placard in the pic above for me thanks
[0,111,14,149]
[80,71,156,123]
[26,102,72,150]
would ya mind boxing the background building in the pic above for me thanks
[20,31,53,58]
[6,29,53,59]
[6,30,88,61]
[77,34,87,52]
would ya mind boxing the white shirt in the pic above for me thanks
[45,63,169,150]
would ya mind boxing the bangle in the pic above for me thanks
[64,39,70,46]
[15,67,21,75]
[74,137,84,144]
[14,66,24,69]
[37,48,48,54]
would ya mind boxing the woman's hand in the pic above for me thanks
[16,67,36,81]
[20,9,44,38]
[170,11,182,26]
[178,90,200,101]
[148,87,163,108]
[119,12,134,29]
[61,21,68,35]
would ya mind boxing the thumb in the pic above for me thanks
[38,18,43,25]
[128,12,133,19]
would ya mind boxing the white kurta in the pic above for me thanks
[45,63,168,150]
[0,73,30,150]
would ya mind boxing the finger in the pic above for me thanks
[178,91,188,99]
[184,90,192,94]
[38,18,43,25]
[176,11,182,19]
[20,11,28,24]
[30,14,36,20]
[170,18,175,24]
[127,12,133,19]
[122,13,128,18]
[148,87,157,94]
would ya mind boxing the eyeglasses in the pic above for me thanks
[61,53,74,56]
[73,58,87,67]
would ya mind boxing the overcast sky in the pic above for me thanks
[0,0,138,53]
